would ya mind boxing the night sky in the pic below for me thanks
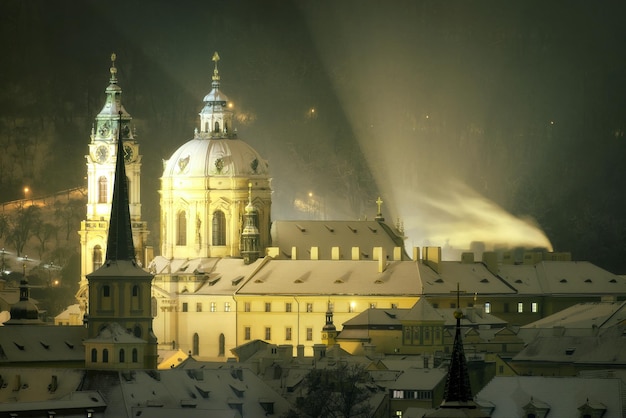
[2,1,626,272]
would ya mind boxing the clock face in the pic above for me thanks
[123,144,134,163]
[95,145,109,163]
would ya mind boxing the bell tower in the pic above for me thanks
[77,53,150,310]
[84,112,157,370]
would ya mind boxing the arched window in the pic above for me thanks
[193,333,199,356]
[103,285,110,297]
[98,176,108,203]
[205,122,209,132]
[103,349,109,363]
[212,210,226,246]
[134,325,142,338]
[219,333,225,357]
[177,211,187,246]
[214,121,220,133]
[93,245,103,271]
[91,348,97,362]
[132,348,138,363]
[119,348,125,363]
[131,285,140,310]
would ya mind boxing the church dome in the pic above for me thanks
[162,136,269,179]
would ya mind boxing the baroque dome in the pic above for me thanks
[162,136,269,179]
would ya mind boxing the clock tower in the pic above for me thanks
[77,54,149,310]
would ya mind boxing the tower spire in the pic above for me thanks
[425,283,490,417]
[241,182,260,264]
[105,112,135,262]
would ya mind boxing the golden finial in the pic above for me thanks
[453,282,464,319]
[212,51,220,82]
[248,182,252,204]
[110,52,117,81]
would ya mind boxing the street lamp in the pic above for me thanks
[23,186,30,200]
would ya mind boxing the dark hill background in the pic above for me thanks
[2,1,626,273]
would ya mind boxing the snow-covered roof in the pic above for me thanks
[522,300,626,330]
[270,220,408,260]
[476,376,624,418]
[0,325,85,364]
[513,324,626,365]
[499,261,625,295]
[419,261,516,296]
[388,367,446,390]
[236,259,423,296]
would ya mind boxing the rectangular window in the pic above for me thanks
[182,302,188,312]
[196,302,202,312]
[306,303,313,313]
[285,302,292,312]
[265,327,271,340]
[531,302,538,313]
[349,303,355,313]
[503,303,510,313]
[285,327,292,341]
[450,303,456,309]
[210,302,216,312]
[244,302,251,312]
[484,302,491,313]
[265,302,271,312]
[306,327,313,341]
[392,390,404,399]
[517,302,524,313]
[224,302,231,312]
[103,285,110,297]
[244,327,251,340]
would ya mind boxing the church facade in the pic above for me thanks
[76,53,626,363]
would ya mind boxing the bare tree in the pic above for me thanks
[54,199,84,241]
[283,362,374,418]
[7,203,41,257]
[32,218,58,258]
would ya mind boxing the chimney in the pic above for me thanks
[310,247,319,260]
[413,247,421,261]
[482,251,498,275]
[352,247,361,260]
[278,345,293,361]
[423,246,441,273]
[291,246,298,260]
[312,344,326,360]
[393,247,402,261]
[297,344,304,359]
[375,247,387,273]
[461,252,474,263]
[331,247,341,260]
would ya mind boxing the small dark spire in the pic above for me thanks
[105,112,135,261]
[441,309,474,405]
